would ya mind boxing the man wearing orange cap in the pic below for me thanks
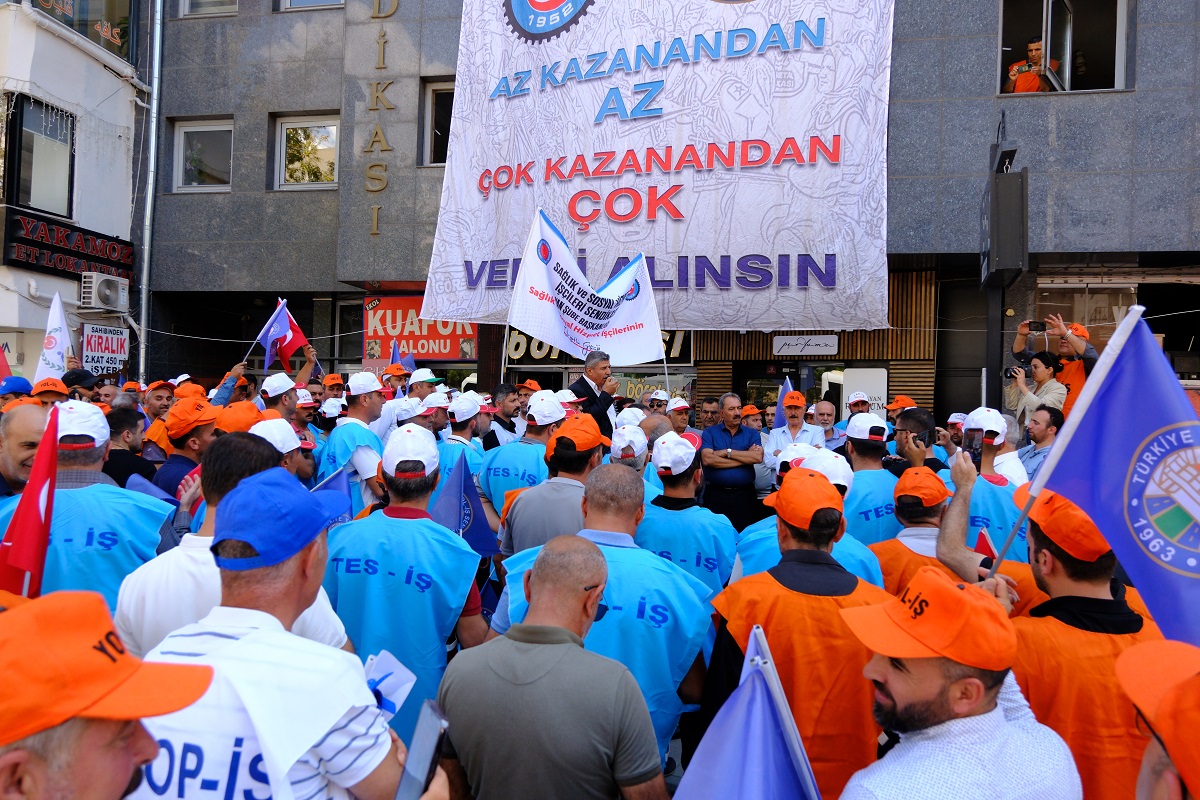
[140,380,177,464]
[0,402,46,497]
[382,362,410,396]
[839,567,1081,798]
[1013,313,1097,416]
[702,468,891,798]
[31,377,68,406]
[501,414,606,557]
[0,591,213,800]
[765,390,823,473]
[1116,640,1200,800]
[514,378,540,420]
[152,397,219,498]
[882,394,916,425]
[322,372,345,399]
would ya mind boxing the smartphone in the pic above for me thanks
[395,701,449,800]
[911,430,933,448]
[962,429,984,472]
[1027,321,1047,332]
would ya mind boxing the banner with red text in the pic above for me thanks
[422,0,893,331]
[363,296,477,374]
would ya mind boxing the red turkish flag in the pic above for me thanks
[276,302,310,375]
[0,406,58,596]
[973,527,998,560]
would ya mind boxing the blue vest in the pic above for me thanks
[887,440,950,463]
[0,484,169,611]
[643,463,664,491]
[635,504,735,597]
[735,516,885,588]
[429,439,483,508]
[842,469,903,545]
[595,458,661,503]
[643,479,662,504]
[322,513,480,743]
[317,422,383,516]
[937,471,1029,563]
[479,441,548,514]
[504,534,710,760]
[189,500,207,533]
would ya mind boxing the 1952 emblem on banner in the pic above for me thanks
[1125,421,1200,578]
[503,0,593,42]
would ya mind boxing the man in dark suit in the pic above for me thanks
[568,350,620,442]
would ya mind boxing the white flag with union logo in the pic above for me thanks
[34,292,71,383]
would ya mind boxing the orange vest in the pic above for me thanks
[869,539,1050,616]
[1012,611,1163,800]
[144,418,175,458]
[712,573,890,800]
[1059,359,1088,416]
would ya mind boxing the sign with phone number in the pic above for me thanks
[506,329,692,366]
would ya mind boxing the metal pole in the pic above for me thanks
[499,323,511,383]
[136,0,166,383]
[662,353,670,393]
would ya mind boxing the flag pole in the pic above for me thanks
[987,305,1146,576]
[662,353,670,393]
[499,323,512,383]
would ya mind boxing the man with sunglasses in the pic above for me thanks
[645,389,669,416]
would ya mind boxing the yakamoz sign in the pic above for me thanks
[423,0,894,331]
[2,206,136,280]
[363,296,478,372]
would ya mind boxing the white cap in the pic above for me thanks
[554,389,584,404]
[847,391,869,405]
[803,449,855,493]
[777,443,820,470]
[965,407,1007,445]
[422,392,450,410]
[249,419,303,454]
[57,400,109,447]
[806,405,816,415]
[296,389,318,407]
[947,412,968,425]
[666,397,690,413]
[528,389,557,406]
[319,398,345,419]
[409,368,439,384]
[846,412,889,442]
[652,431,698,476]
[381,424,439,476]
[169,373,191,386]
[386,397,423,423]
[616,407,647,427]
[207,388,218,399]
[527,396,566,425]
[261,373,297,398]
[448,395,481,423]
[347,372,384,396]
[649,389,669,402]
[611,425,648,458]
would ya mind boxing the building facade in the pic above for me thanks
[143,0,1200,418]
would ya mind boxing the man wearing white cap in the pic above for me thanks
[407,368,441,402]
[249,418,316,481]
[428,395,485,508]
[324,423,486,742]
[259,373,300,423]
[833,391,873,433]
[841,412,903,546]
[609,424,662,503]
[0,401,177,611]
[646,389,670,416]
[665,397,700,436]
[477,397,564,529]
[421,392,452,441]
[635,432,736,596]
[315,372,386,515]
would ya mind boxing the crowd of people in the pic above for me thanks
[0,315,1194,800]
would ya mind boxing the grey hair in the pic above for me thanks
[57,435,107,468]
[109,392,138,411]
[718,392,741,410]
[584,351,610,370]
[1001,414,1019,438]
[529,535,607,595]
[612,450,648,474]
[584,464,644,517]
[640,418,672,449]
[0,716,87,771]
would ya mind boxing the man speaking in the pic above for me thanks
[569,350,620,441]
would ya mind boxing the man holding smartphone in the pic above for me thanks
[1012,315,1097,416]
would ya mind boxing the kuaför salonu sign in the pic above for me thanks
[423,0,894,332]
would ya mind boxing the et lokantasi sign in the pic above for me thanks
[422,0,894,332]
[81,324,129,375]
[363,297,478,373]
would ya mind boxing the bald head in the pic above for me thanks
[584,464,644,519]
[529,536,607,598]
[0,404,48,491]
[639,417,672,450]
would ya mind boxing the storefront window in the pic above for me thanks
[31,0,136,61]
[6,95,75,218]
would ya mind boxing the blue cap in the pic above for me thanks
[0,376,33,396]
[212,467,349,571]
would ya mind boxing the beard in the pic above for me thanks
[872,682,956,733]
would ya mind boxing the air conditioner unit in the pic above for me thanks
[81,273,130,313]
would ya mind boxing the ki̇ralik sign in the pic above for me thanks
[81,324,129,375]
[422,0,894,332]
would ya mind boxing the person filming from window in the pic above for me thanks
[1003,36,1057,93]
[1004,350,1067,430]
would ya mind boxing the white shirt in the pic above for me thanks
[993,451,1030,487]
[584,374,618,428]
[893,526,940,558]
[841,675,1081,800]
[114,533,347,657]
[336,417,383,509]
[764,423,825,469]
[136,607,388,800]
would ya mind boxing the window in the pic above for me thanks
[281,0,342,9]
[181,0,236,16]
[29,0,137,61]
[422,82,454,165]
[174,121,233,191]
[3,95,75,218]
[276,117,338,189]
[1000,0,1127,92]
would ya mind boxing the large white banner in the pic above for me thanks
[512,209,664,365]
[423,0,894,332]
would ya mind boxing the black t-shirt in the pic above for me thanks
[103,448,158,488]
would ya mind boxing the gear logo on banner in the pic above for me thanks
[1126,421,1200,577]
[537,239,552,263]
[625,280,641,301]
[503,0,593,42]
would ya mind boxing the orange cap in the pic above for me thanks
[841,566,1017,671]
[322,374,344,387]
[383,364,411,377]
[782,391,806,408]
[121,381,141,392]
[32,378,68,396]
[1066,323,1090,341]
[174,383,206,399]
[95,403,112,415]
[763,468,844,529]
[220,372,249,388]
[516,379,542,392]
[741,404,762,417]
[884,394,916,410]
[0,591,212,747]
[2,397,43,413]
[145,380,174,394]
[1013,484,1112,561]
[546,414,610,458]
[895,467,953,507]
[1116,640,1200,793]
[165,398,220,439]
[261,409,282,420]
[215,400,264,433]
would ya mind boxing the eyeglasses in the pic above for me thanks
[648,401,666,408]
[583,584,609,622]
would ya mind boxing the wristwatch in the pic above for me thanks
[726,448,732,458]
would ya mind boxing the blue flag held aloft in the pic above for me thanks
[389,339,402,365]
[428,452,499,557]
[772,376,794,429]
[1037,308,1200,646]
[675,626,821,800]
[249,299,291,367]
[312,468,355,527]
